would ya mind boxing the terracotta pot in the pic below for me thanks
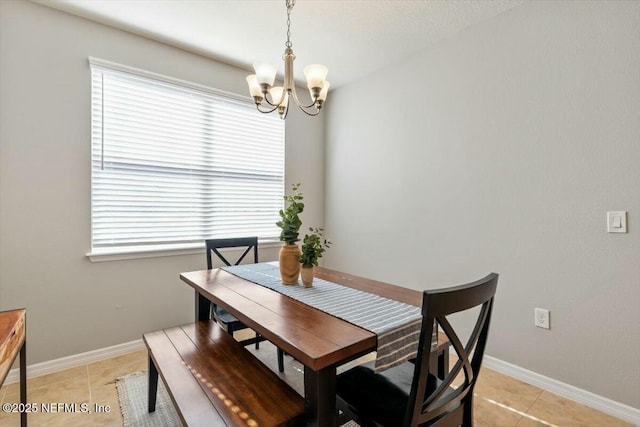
[279,244,301,285]
[300,266,314,288]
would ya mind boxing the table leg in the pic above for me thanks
[20,340,26,427]
[438,347,449,379]
[303,365,337,427]
[195,291,211,322]
[429,346,450,380]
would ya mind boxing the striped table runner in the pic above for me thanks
[221,262,427,372]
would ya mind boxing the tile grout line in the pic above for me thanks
[86,364,93,406]
[81,364,92,425]
[523,388,546,413]
[520,387,550,427]
[475,367,549,427]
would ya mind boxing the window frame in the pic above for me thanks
[86,58,284,262]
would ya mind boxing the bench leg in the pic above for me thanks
[148,355,158,413]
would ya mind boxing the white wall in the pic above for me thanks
[0,1,324,363]
[325,0,639,408]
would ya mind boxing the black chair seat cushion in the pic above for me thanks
[337,361,438,427]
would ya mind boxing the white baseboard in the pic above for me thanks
[3,339,145,385]
[484,355,640,426]
[3,342,638,425]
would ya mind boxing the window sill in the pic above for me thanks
[86,240,282,262]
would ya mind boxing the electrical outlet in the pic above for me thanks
[535,308,550,329]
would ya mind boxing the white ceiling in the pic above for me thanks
[34,0,526,88]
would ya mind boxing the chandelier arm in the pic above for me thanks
[289,86,319,110]
[262,87,287,107]
[295,104,321,116]
[263,94,278,107]
[282,100,291,119]
[256,103,280,114]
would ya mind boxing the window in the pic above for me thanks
[89,58,284,256]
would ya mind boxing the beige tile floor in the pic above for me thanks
[0,349,633,427]
[0,350,147,427]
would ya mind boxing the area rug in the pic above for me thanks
[117,341,364,426]
[117,371,182,427]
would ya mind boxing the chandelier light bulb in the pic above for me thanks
[253,63,277,87]
[269,86,288,107]
[246,75,263,98]
[304,64,328,89]
[318,81,330,102]
[308,80,330,101]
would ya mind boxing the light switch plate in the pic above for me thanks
[607,211,627,233]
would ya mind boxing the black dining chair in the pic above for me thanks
[336,273,499,427]
[205,237,285,372]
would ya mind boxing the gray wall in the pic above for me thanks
[0,1,324,363]
[324,0,639,408]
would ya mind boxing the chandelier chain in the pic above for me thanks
[285,0,295,48]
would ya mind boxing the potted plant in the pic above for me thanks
[276,183,304,284]
[299,227,331,287]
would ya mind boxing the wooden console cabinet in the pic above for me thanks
[0,309,26,427]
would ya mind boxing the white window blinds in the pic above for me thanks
[90,59,284,250]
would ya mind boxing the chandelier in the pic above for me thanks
[246,0,329,120]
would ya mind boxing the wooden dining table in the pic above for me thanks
[180,265,449,427]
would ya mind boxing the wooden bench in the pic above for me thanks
[143,320,305,427]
